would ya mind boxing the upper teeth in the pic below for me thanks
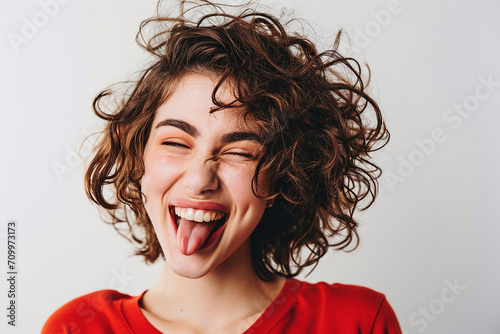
[174,207,225,223]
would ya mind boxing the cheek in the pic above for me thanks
[220,165,267,215]
[220,164,270,199]
[142,162,172,193]
[219,165,255,197]
[141,156,183,216]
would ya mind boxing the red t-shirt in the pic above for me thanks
[42,279,402,333]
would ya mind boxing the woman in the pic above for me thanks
[43,1,401,333]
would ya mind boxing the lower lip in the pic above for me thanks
[169,208,227,252]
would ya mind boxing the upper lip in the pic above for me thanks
[169,198,229,215]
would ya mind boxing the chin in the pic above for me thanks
[164,251,215,279]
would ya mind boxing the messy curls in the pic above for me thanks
[85,1,389,281]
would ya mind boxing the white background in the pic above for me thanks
[1,0,499,333]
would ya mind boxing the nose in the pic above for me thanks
[182,157,219,195]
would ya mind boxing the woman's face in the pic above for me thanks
[141,74,269,278]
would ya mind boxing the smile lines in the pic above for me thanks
[174,207,226,223]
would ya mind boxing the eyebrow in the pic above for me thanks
[221,131,264,144]
[154,118,264,144]
[155,119,200,137]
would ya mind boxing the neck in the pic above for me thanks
[142,240,285,332]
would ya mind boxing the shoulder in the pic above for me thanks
[297,280,386,310]
[291,280,402,333]
[42,290,134,334]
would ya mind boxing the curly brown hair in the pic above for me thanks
[85,0,389,281]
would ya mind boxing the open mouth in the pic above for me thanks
[173,207,227,237]
[170,206,228,254]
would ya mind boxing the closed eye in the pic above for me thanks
[225,151,257,160]
[231,152,254,158]
[161,141,189,149]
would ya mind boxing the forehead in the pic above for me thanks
[168,74,221,102]
[153,73,258,132]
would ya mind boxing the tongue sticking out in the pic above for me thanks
[176,217,217,255]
